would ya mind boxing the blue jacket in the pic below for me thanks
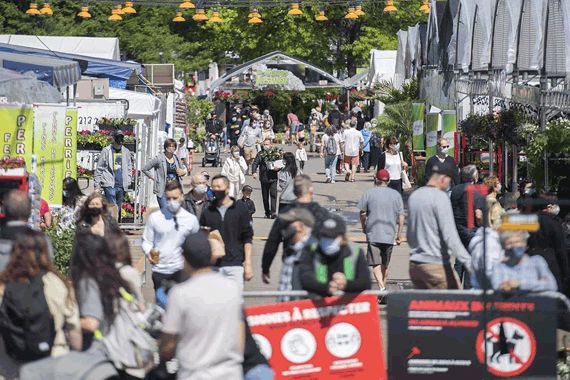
[361,128,371,153]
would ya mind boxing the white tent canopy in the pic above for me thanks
[109,88,160,118]
[0,35,120,60]
[368,50,397,87]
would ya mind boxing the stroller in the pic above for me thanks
[202,134,221,167]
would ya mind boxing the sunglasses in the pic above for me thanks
[441,145,450,148]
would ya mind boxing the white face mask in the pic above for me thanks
[392,143,400,152]
[440,147,450,155]
[193,184,208,195]
[167,200,182,213]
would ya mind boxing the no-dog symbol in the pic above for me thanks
[476,317,536,377]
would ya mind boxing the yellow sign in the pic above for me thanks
[0,105,33,170]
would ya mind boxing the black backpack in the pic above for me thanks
[0,273,55,361]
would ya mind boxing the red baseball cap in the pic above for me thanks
[376,169,390,182]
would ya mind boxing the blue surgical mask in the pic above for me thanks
[440,147,450,155]
[62,190,69,198]
[193,184,208,195]
[167,200,182,213]
[320,237,341,256]
[393,143,400,152]
[505,246,526,261]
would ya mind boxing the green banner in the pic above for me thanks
[65,108,78,179]
[425,112,439,158]
[412,103,425,151]
[442,110,457,158]
[256,69,289,85]
[0,106,33,169]
[33,105,66,206]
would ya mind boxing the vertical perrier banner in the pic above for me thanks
[425,112,439,158]
[412,103,425,152]
[442,110,457,159]
[0,106,33,168]
[65,108,78,179]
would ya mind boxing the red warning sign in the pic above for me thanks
[476,317,536,377]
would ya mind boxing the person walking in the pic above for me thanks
[377,136,408,194]
[424,137,460,187]
[359,122,372,173]
[252,139,279,218]
[408,165,472,289]
[298,214,371,297]
[76,192,119,237]
[341,121,364,182]
[358,169,404,291]
[320,127,341,183]
[221,145,248,199]
[59,177,86,230]
[227,115,242,147]
[287,111,300,145]
[181,174,211,220]
[239,118,262,174]
[236,185,256,222]
[295,142,307,170]
[158,232,243,379]
[200,175,254,292]
[328,104,342,128]
[278,152,302,214]
[262,175,330,284]
[142,181,200,294]
[94,129,133,220]
[142,138,188,211]
[484,176,505,229]
[177,137,189,170]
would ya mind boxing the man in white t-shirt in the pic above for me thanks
[159,232,244,379]
[177,137,189,169]
[341,123,364,182]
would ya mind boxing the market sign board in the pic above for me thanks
[387,292,556,379]
[442,110,457,159]
[0,105,33,169]
[76,102,125,132]
[65,108,78,179]
[412,103,425,152]
[256,70,290,86]
[246,294,386,379]
[425,112,439,157]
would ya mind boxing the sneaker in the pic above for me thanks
[325,177,331,183]
[331,179,336,183]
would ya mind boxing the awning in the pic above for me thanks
[109,88,160,117]
[0,51,80,88]
[0,42,141,81]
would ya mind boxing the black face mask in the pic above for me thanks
[213,190,227,202]
[87,207,102,217]
[114,135,124,145]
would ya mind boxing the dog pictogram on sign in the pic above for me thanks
[476,317,536,377]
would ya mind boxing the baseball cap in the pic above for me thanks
[376,169,390,182]
[279,207,315,228]
[182,232,212,269]
[431,164,455,179]
[315,214,346,238]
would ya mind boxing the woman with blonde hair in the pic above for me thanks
[221,145,247,198]
[484,176,505,228]
[76,191,119,237]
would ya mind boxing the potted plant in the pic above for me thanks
[96,117,137,133]
[260,146,284,170]
[77,130,111,151]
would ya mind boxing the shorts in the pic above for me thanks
[367,243,393,266]
[243,146,257,161]
[344,155,359,166]
[409,262,461,290]
[290,122,299,134]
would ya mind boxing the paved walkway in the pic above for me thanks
[127,145,412,305]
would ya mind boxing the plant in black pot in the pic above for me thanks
[96,117,137,133]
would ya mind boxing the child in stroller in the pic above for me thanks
[202,133,221,167]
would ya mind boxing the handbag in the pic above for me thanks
[400,152,412,190]
[237,134,246,148]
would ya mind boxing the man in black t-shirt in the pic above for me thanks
[425,137,460,187]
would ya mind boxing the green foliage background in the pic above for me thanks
[3,0,426,76]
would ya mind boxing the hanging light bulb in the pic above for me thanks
[248,9,261,18]
[344,7,358,19]
[315,10,328,21]
[108,7,123,21]
[209,11,222,23]
[123,1,136,14]
[419,0,430,13]
[172,11,185,22]
[248,14,262,24]
[179,0,195,9]
[355,5,365,16]
[384,0,397,12]
[40,2,53,16]
[192,8,208,21]
[26,3,41,15]
[287,3,303,16]
[78,5,91,18]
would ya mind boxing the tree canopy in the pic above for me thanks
[3,0,426,76]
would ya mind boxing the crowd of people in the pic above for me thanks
[1,100,569,379]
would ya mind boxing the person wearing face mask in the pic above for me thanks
[252,138,279,218]
[226,116,242,147]
[484,176,505,229]
[142,181,199,297]
[276,208,315,302]
[424,138,460,187]
[94,129,133,221]
[377,136,408,194]
[239,116,263,173]
[221,145,248,199]
[527,196,570,296]
[76,192,119,237]
[200,175,254,292]
[491,230,557,292]
[517,179,537,212]
[142,138,188,211]
[298,214,370,297]
[182,174,212,220]
[408,165,472,289]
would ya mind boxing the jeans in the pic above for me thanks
[261,180,277,216]
[361,151,371,170]
[218,266,244,293]
[103,186,125,207]
[156,194,168,211]
[245,364,275,380]
[324,155,338,181]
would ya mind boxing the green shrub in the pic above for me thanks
[45,227,75,276]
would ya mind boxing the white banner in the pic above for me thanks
[75,102,125,132]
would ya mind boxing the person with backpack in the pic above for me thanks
[320,128,341,183]
[0,230,82,378]
[298,214,371,297]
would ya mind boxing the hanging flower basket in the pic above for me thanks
[96,117,137,133]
